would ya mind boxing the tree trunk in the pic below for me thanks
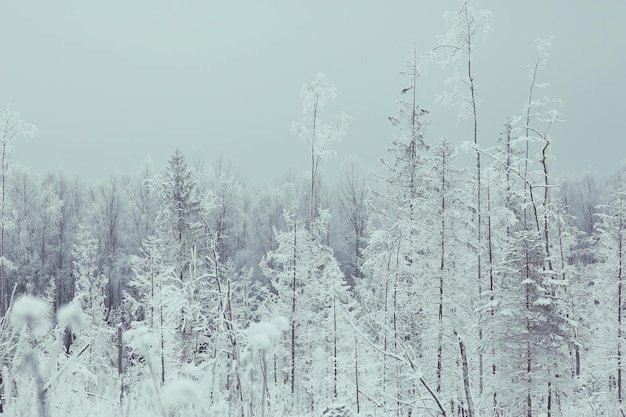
[0,141,6,316]
[160,304,165,384]
[547,381,552,417]
[309,100,318,229]
[290,222,297,406]
[487,183,497,414]
[354,337,360,414]
[333,274,338,399]
[457,332,475,417]
[462,1,483,395]
[618,214,623,403]
[117,324,124,403]
[437,151,446,393]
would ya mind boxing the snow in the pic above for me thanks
[271,316,289,332]
[533,297,551,306]
[245,316,288,350]
[124,326,157,354]
[56,302,85,331]
[10,295,50,334]
[162,379,200,413]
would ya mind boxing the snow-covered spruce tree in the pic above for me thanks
[151,147,203,364]
[425,0,493,399]
[261,209,356,414]
[291,73,348,228]
[123,234,228,417]
[489,226,572,417]
[201,237,247,417]
[124,235,171,384]
[482,91,578,417]
[427,138,472,402]
[0,106,37,316]
[70,225,115,391]
[359,50,444,416]
[476,163,518,415]
[592,177,626,406]
[153,147,202,283]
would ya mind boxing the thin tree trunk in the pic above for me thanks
[333,273,338,398]
[437,149,446,394]
[526,289,532,417]
[260,351,268,417]
[309,100,318,228]
[118,324,124,403]
[618,213,623,403]
[524,54,540,231]
[456,331,475,417]
[547,381,552,417]
[463,1,483,395]
[225,279,244,417]
[1,140,6,315]
[487,183,497,414]
[160,303,165,384]
[354,336,360,414]
[382,250,392,409]
[540,138,554,272]
[393,238,401,410]
[290,222,297,406]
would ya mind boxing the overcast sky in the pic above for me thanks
[2,1,625,185]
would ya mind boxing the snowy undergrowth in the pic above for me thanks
[4,295,353,417]
[2,296,223,417]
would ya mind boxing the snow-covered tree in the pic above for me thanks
[71,225,113,383]
[425,0,493,397]
[359,53,444,415]
[153,147,201,283]
[593,177,626,405]
[292,73,348,228]
[7,167,61,297]
[261,209,356,413]
[333,163,369,285]
[0,107,37,315]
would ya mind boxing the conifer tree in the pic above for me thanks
[593,176,626,404]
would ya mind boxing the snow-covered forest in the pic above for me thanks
[1,2,625,417]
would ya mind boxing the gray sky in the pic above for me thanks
[2,1,625,185]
